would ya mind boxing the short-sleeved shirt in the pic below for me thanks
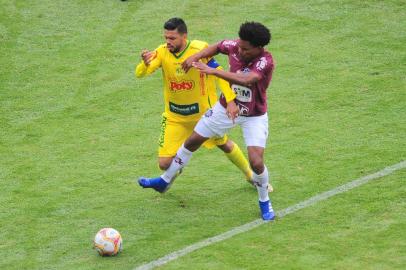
[217,39,275,116]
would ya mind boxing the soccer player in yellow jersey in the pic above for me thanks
[136,18,252,192]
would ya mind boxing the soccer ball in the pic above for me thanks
[94,228,123,256]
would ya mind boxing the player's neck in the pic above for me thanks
[178,40,188,52]
[245,49,264,63]
[172,40,190,59]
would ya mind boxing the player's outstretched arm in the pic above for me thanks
[182,43,219,72]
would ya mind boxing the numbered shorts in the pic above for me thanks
[158,114,228,157]
[195,102,269,148]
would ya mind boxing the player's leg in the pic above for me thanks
[156,114,177,170]
[161,131,207,178]
[215,137,253,183]
[157,118,195,170]
[247,146,274,221]
[158,157,173,171]
[241,114,275,221]
[157,115,190,172]
[199,103,252,181]
[138,115,191,192]
[139,103,231,193]
[138,131,208,193]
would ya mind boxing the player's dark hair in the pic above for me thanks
[239,22,271,47]
[164,18,187,34]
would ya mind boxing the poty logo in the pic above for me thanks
[170,80,194,92]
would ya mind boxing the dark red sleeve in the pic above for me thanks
[251,55,274,80]
[217,39,238,55]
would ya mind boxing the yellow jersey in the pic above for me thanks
[135,40,236,122]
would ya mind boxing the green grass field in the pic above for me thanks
[1,0,405,269]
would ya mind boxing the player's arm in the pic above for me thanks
[135,49,161,78]
[206,58,239,122]
[216,70,237,102]
[193,61,261,86]
[206,59,236,102]
[182,43,220,72]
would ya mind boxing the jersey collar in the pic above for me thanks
[172,40,191,59]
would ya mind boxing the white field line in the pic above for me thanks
[134,161,406,270]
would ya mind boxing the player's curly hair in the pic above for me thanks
[164,17,187,34]
[239,22,271,47]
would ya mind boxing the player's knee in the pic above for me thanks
[250,159,264,174]
[217,140,234,153]
[184,132,206,152]
[158,159,172,170]
[159,163,169,170]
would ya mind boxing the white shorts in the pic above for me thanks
[195,102,269,147]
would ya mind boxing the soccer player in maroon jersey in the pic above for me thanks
[140,22,275,220]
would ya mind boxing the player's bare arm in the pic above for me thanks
[192,61,261,86]
[182,43,219,72]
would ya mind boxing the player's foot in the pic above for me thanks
[138,177,169,193]
[259,200,275,221]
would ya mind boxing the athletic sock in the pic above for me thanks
[161,144,193,183]
[225,142,253,181]
[253,166,270,202]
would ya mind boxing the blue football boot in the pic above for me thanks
[259,200,275,221]
[138,177,169,193]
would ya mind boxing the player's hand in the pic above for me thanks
[191,61,215,75]
[226,100,239,124]
[141,50,156,66]
[182,55,199,72]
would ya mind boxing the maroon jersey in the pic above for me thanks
[217,39,274,116]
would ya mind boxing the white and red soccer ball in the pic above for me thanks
[94,228,123,256]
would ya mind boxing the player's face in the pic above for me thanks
[164,29,187,53]
[238,40,263,62]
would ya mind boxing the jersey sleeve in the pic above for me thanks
[250,55,274,81]
[217,39,238,55]
[134,47,162,78]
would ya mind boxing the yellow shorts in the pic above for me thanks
[158,113,228,157]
